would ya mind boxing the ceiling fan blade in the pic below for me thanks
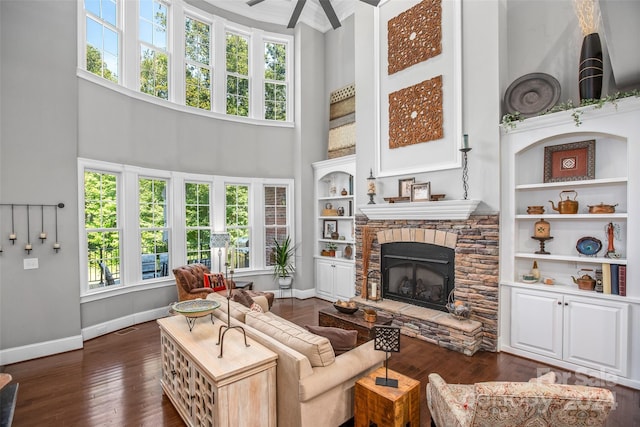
[319,0,341,29]
[359,0,381,6]
[246,0,266,5]
[287,0,307,28]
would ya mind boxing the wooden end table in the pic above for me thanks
[354,366,420,427]
[318,307,393,346]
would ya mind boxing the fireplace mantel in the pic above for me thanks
[358,200,480,220]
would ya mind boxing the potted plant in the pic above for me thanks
[272,236,295,288]
[326,242,338,257]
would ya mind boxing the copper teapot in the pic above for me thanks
[549,190,579,214]
[572,269,596,291]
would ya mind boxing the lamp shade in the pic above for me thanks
[211,232,230,248]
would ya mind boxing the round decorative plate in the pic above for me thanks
[172,299,220,317]
[504,73,561,117]
[576,236,602,256]
[521,277,539,284]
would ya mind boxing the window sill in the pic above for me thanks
[80,279,175,303]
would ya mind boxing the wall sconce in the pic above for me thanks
[39,205,47,243]
[9,204,17,244]
[25,204,32,254]
[367,168,377,205]
[374,325,401,387]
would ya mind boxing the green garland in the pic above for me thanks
[501,90,640,130]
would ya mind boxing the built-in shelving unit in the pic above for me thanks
[312,155,356,302]
[499,97,640,390]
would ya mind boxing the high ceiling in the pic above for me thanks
[202,0,359,33]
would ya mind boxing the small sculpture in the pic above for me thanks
[605,222,621,259]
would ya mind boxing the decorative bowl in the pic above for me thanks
[576,236,602,256]
[333,301,358,314]
[172,299,220,318]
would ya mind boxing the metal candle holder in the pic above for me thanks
[216,265,249,358]
[459,147,472,200]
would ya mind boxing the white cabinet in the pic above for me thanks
[158,316,277,427]
[313,156,356,301]
[511,288,628,375]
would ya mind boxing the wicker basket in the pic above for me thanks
[363,309,377,322]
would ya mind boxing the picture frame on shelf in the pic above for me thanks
[398,178,415,198]
[543,140,595,183]
[323,220,338,239]
[410,182,431,202]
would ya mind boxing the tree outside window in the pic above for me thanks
[185,182,211,268]
[185,17,212,110]
[225,184,249,268]
[226,32,249,117]
[84,171,120,289]
[264,41,287,121]
[139,178,169,279]
[264,185,289,265]
[85,0,119,82]
[140,0,169,99]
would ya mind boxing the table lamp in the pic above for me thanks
[374,325,401,387]
[210,232,230,272]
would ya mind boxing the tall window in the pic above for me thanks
[84,0,119,82]
[226,32,249,117]
[264,185,288,266]
[225,184,250,268]
[185,182,211,267]
[139,178,169,279]
[84,171,120,289]
[139,0,169,99]
[185,16,212,110]
[264,41,287,121]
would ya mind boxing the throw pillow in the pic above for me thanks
[529,371,556,384]
[305,325,358,355]
[232,289,255,308]
[250,302,264,312]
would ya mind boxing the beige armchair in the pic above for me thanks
[427,373,615,427]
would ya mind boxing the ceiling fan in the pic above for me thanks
[247,0,381,30]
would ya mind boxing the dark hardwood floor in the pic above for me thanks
[2,297,638,426]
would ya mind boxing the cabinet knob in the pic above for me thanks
[557,301,562,305]
[564,302,569,306]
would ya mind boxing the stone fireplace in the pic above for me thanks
[354,209,499,355]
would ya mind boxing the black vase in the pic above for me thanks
[578,32,603,101]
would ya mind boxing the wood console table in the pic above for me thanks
[158,315,277,427]
[318,307,393,346]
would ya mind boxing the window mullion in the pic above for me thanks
[251,30,264,120]
[122,0,138,91]
[212,20,226,114]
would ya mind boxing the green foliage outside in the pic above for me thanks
[264,42,286,121]
[226,33,249,116]
[225,184,249,247]
[87,44,117,83]
[140,48,169,100]
[185,17,211,110]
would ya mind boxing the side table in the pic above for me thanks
[354,366,420,427]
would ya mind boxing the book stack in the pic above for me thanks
[600,264,627,296]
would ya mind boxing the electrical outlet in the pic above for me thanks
[24,258,39,269]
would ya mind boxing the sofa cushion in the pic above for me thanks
[232,289,255,307]
[246,311,335,367]
[305,325,358,355]
[206,292,250,321]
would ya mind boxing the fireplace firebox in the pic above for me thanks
[381,242,455,312]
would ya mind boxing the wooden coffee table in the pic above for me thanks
[318,307,393,346]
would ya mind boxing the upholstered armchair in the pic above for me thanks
[173,263,217,301]
[427,373,615,427]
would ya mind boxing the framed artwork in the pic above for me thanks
[323,220,338,239]
[376,0,462,177]
[398,178,415,198]
[544,140,595,183]
[411,182,431,202]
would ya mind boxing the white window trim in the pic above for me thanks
[78,0,295,124]
[78,158,294,302]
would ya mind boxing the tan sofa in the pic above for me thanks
[206,293,386,427]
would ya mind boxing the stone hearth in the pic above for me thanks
[355,214,499,354]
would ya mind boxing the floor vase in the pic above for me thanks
[578,32,603,101]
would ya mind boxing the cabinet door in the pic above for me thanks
[564,296,629,375]
[334,263,355,301]
[511,288,563,359]
[316,259,335,299]
[174,348,194,418]
[161,333,179,396]
[192,366,217,426]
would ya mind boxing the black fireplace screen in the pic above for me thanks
[381,242,455,312]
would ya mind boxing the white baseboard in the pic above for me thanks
[0,334,83,366]
[0,306,170,366]
[82,306,169,341]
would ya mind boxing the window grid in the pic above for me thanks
[139,0,169,99]
[185,16,212,111]
[84,0,120,82]
[264,185,288,266]
[84,170,121,289]
[185,182,212,268]
[139,177,170,280]
[225,184,250,269]
[225,32,250,117]
[264,41,287,121]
